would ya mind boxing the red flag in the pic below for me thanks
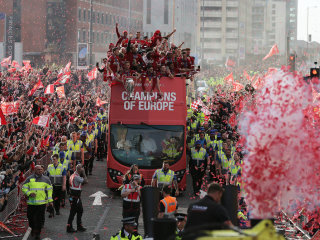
[22,60,32,71]
[32,115,50,128]
[1,101,20,115]
[11,60,21,70]
[87,67,97,81]
[44,84,54,94]
[7,68,16,73]
[252,76,263,89]
[225,56,236,68]
[224,72,234,83]
[232,81,244,92]
[28,79,44,96]
[191,100,201,110]
[243,70,250,81]
[0,56,11,68]
[263,44,279,61]
[96,97,107,107]
[56,86,66,98]
[54,72,71,85]
[0,109,6,125]
[57,62,71,79]
[312,84,320,103]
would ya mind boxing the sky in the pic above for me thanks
[298,0,320,43]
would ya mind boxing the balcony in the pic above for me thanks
[226,43,238,49]
[226,32,238,38]
[203,0,221,7]
[203,22,221,28]
[226,22,238,28]
[226,1,239,7]
[203,32,222,38]
[204,11,222,17]
[203,42,221,48]
[226,11,238,18]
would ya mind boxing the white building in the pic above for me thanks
[143,0,198,54]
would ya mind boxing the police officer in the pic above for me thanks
[187,104,193,120]
[151,161,179,196]
[67,132,84,171]
[80,132,92,176]
[86,123,97,175]
[158,186,177,218]
[175,213,187,240]
[196,105,205,125]
[110,217,143,240]
[94,117,106,161]
[47,154,66,216]
[185,183,232,230]
[22,165,53,240]
[189,140,210,196]
[67,164,87,233]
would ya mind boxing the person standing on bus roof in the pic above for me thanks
[151,161,179,196]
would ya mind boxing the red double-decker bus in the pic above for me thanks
[107,77,187,189]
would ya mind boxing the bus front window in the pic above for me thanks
[110,124,184,169]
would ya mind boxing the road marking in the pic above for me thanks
[92,206,110,240]
[22,227,31,240]
[90,191,108,206]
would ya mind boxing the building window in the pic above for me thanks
[83,9,86,22]
[147,0,151,24]
[92,11,95,23]
[164,0,169,24]
[78,8,81,21]
[101,33,104,44]
[83,30,86,42]
[78,29,81,42]
[97,13,100,24]
[88,10,91,22]
[101,14,104,24]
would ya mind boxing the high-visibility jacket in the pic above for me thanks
[197,112,205,124]
[154,169,175,188]
[60,158,70,171]
[218,151,230,170]
[187,108,193,119]
[207,138,215,148]
[163,144,179,158]
[122,183,141,202]
[215,140,223,151]
[87,131,96,145]
[94,124,106,139]
[190,147,207,166]
[22,174,53,205]
[52,143,60,156]
[160,196,177,218]
[190,121,197,131]
[110,230,143,240]
[175,230,183,240]
[187,138,195,149]
[47,163,64,185]
[229,160,241,176]
[67,140,83,159]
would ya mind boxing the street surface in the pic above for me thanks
[21,158,194,240]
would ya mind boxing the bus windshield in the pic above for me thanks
[110,124,185,169]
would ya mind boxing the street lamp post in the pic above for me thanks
[89,0,93,69]
[128,0,131,33]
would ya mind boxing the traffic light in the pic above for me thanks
[310,68,319,78]
[289,54,295,71]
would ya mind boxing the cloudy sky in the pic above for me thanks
[298,0,320,43]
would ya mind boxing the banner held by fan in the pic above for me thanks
[56,86,65,98]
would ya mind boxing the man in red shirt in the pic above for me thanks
[140,65,162,99]
[185,48,195,69]
[149,29,176,48]
[177,51,193,76]
[126,38,146,69]
[158,65,174,79]
[116,23,128,47]
[121,61,140,99]
[108,47,121,75]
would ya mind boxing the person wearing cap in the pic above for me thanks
[187,104,193,120]
[94,117,106,161]
[22,165,53,240]
[110,217,143,240]
[152,161,179,196]
[185,183,232,230]
[175,213,187,240]
[121,174,142,225]
[158,186,177,218]
[67,164,87,233]
[47,154,66,216]
[190,140,209,196]
[194,131,207,149]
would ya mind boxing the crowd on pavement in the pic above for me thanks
[0,22,318,240]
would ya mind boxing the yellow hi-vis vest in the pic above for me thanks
[187,108,193,119]
[47,163,64,185]
[191,147,206,166]
[22,175,53,205]
[218,151,230,170]
[155,169,175,188]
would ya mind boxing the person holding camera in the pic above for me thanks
[121,174,142,225]
[66,164,87,233]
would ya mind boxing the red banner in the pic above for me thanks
[1,101,20,115]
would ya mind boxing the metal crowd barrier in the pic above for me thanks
[0,153,52,236]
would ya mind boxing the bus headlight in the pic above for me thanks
[108,168,123,183]
[175,169,186,183]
